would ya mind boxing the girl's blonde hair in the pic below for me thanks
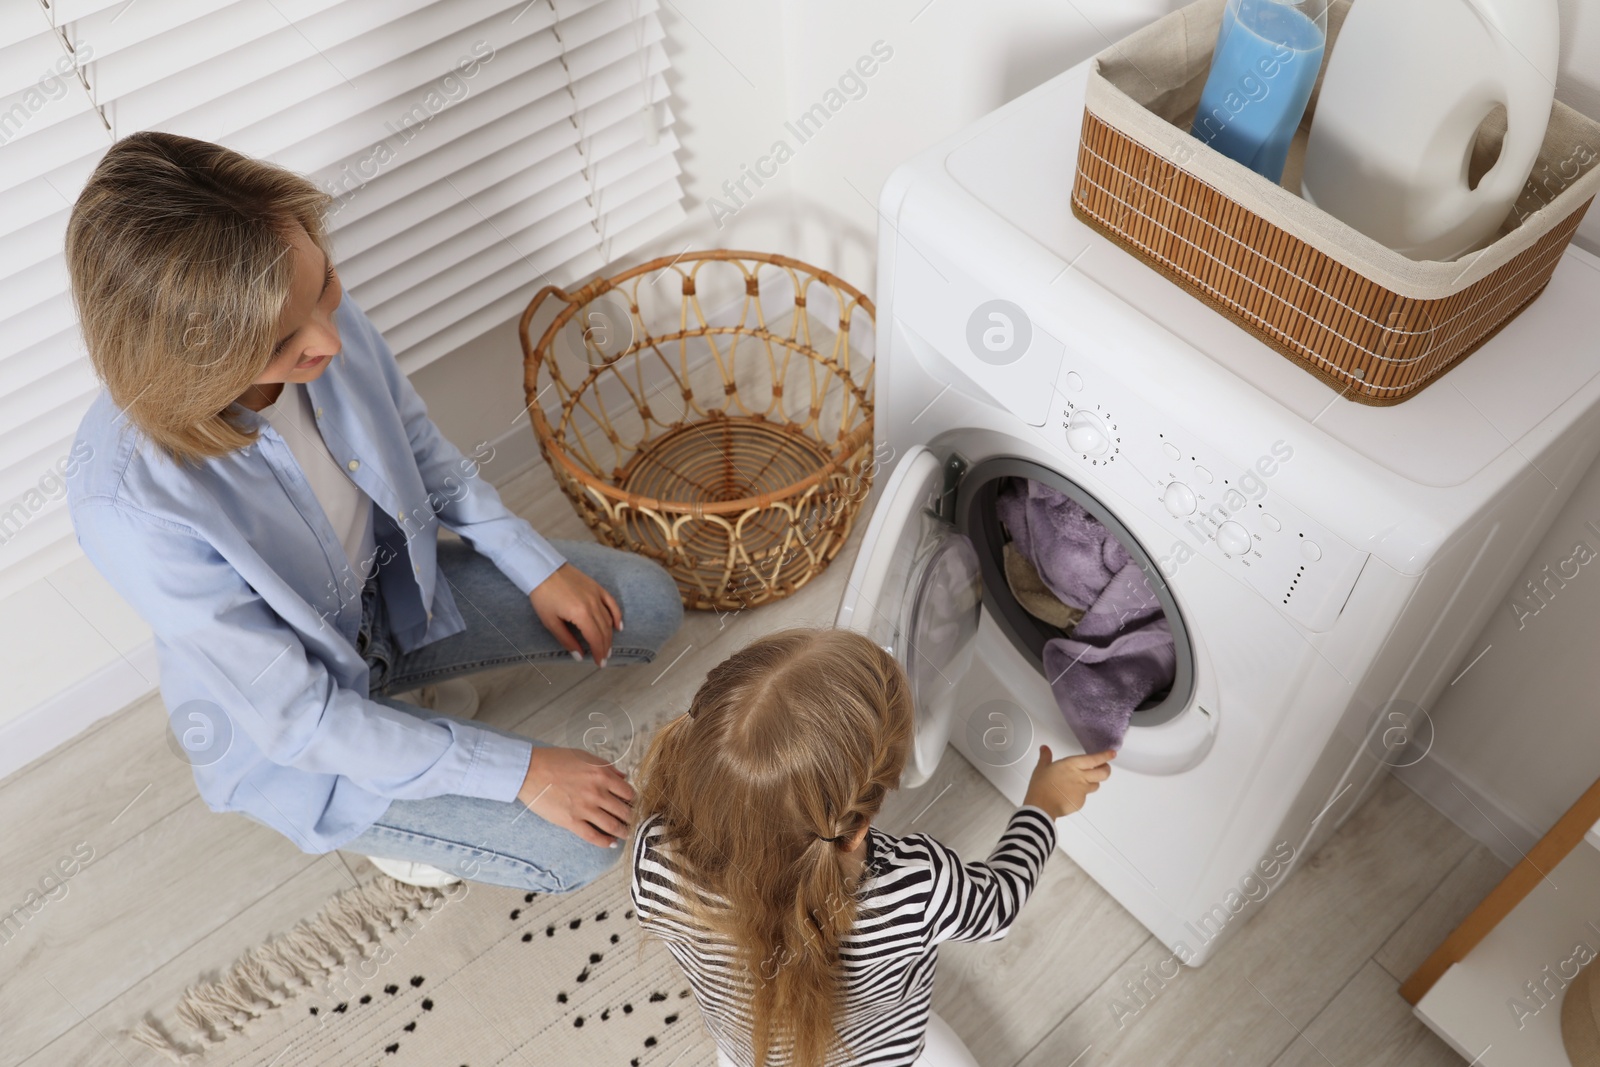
[635,627,914,1067]
[65,131,334,465]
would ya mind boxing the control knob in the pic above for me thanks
[1065,410,1110,456]
[1161,481,1196,518]
[1215,520,1252,557]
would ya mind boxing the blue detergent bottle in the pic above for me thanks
[1189,0,1328,183]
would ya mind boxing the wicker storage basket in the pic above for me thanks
[1072,0,1600,405]
[519,251,875,611]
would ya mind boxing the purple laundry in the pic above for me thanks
[1045,618,1178,753]
[996,479,1177,751]
[996,476,1129,610]
[1072,560,1166,641]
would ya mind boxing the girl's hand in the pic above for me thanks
[1023,746,1115,819]
[529,563,623,665]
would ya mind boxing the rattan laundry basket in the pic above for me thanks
[519,251,875,612]
[1072,0,1600,405]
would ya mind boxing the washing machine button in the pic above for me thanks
[1162,441,1182,461]
[1063,371,1084,392]
[1161,481,1197,517]
[1194,464,1213,483]
[1260,512,1282,532]
[1066,409,1110,456]
[1215,520,1251,556]
[1300,538,1322,562]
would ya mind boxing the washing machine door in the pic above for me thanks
[837,447,983,788]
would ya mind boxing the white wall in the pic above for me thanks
[1562,0,1600,258]
[1404,452,1600,863]
[9,0,1600,783]
[1559,0,1600,122]
[773,0,1182,285]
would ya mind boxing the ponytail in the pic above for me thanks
[634,628,914,1067]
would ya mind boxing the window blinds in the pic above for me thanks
[0,0,684,601]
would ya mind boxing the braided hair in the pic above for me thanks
[634,628,914,1067]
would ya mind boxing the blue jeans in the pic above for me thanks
[342,537,683,892]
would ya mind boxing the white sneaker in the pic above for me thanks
[365,856,463,888]
[396,678,480,719]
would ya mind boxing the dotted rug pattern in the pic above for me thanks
[181,863,716,1067]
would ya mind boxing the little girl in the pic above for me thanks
[630,627,1114,1067]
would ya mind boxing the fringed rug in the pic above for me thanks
[130,863,717,1066]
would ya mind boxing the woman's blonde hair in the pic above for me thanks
[635,627,914,1067]
[65,131,334,465]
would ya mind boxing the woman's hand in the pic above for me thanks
[529,563,623,665]
[518,746,635,848]
[1022,746,1115,819]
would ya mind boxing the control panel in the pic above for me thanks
[1053,363,1367,633]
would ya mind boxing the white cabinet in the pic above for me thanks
[1414,819,1600,1065]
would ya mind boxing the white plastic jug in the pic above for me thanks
[1300,0,1559,261]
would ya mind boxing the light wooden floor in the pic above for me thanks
[0,453,1506,1067]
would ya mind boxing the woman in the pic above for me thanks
[64,131,684,891]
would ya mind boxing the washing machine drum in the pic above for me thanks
[956,456,1194,719]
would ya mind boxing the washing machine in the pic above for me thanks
[835,59,1600,966]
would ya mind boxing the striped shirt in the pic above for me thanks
[629,806,1058,1066]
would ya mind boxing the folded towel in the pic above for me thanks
[996,477,1176,752]
[1002,542,1084,630]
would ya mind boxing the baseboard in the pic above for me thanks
[1391,755,1541,868]
[0,640,160,781]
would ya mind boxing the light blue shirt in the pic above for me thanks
[68,293,564,852]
